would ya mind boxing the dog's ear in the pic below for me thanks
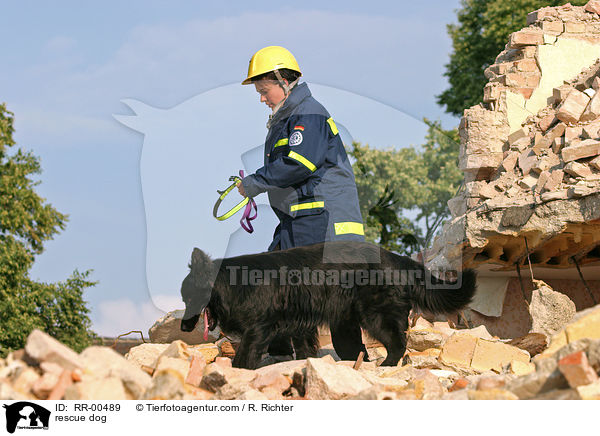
[191,247,212,269]
[190,247,217,288]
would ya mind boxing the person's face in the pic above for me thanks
[254,79,287,109]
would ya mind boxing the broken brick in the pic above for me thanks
[514,58,538,72]
[518,149,539,175]
[538,114,557,132]
[508,127,529,145]
[586,0,600,14]
[556,89,591,124]
[184,355,206,388]
[576,380,600,400]
[47,370,73,400]
[470,339,530,373]
[448,378,468,392]
[519,174,538,190]
[558,350,599,388]
[590,155,600,170]
[544,169,564,192]
[565,126,584,142]
[439,333,477,369]
[552,136,565,154]
[564,161,593,178]
[501,151,520,172]
[535,170,551,192]
[515,88,535,99]
[581,91,600,122]
[561,139,600,162]
[553,85,573,105]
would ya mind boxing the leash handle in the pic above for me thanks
[238,170,257,233]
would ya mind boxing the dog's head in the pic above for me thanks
[180,247,216,332]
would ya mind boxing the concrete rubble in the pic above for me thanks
[428,1,600,273]
[1,303,598,400]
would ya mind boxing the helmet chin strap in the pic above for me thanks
[268,70,299,121]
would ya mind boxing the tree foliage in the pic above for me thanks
[349,120,462,255]
[0,103,96,356]
[438,0,588,116]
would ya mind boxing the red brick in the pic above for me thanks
[552,136,565,154]
[449,378,468,392]
[47,370,73,400]
[514,58,538,72]
[484,84,500,102]
[565,126,583,142]
[538,114,557,132]
[558,350,599,388]
[185,355,206,387]
[587,0,600,15]
[527,8,557,25]
[564,161,593,178]
[540,20,564,34]
[581,91,600,122]
[515,88,534,99]
[553,85,573,105]
[215,357,232,368]
[544,170,564,192]
[556,89,591,124]
[565,22,586,33]
[510,29,544,46]
[561,139,600,162]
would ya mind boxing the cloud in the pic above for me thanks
[10,9,456,149]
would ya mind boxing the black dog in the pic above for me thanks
[180,241,476,369]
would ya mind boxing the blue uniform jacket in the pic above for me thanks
[242,83,365,251]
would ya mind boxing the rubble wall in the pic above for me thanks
[428,2,600,275]
[466,278,600,338]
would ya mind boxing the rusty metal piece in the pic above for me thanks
[516,262,529,304]
[141,365,155,376]
[523,236,535,283]
[572,256,598,306]
[111,330,146,349]
[353,351,365,370]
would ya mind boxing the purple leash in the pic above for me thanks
[238,170,257,233]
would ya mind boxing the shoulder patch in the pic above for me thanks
[289,131,303,146]
[293,125,304,131]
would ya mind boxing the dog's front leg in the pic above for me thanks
[232,326,273,369]
[292,327,320,359]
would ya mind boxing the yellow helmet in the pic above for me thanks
[242,46,302,85]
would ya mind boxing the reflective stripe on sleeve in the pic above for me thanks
[274,138,289,148]
[334,222,365,236]
[290,201,324,212]
[327,117,339,136]
[288,151,316,172]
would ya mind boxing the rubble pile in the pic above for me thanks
[429,1,600,272]
[1,304,599,400]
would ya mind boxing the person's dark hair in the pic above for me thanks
[251,68,301,84]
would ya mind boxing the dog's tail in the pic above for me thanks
[409,268,477,315]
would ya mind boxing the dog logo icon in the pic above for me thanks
[3,402,51,433]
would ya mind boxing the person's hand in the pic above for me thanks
[237,180,246,197]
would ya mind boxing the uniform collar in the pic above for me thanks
[267,82,311,128]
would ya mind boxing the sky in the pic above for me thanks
[0,1,462,337]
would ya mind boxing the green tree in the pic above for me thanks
[438,0,588,116]
[349,120,462,254]
[0,103,96,357]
